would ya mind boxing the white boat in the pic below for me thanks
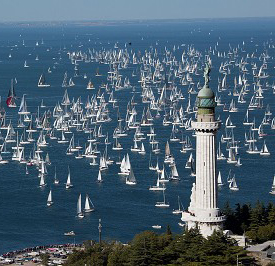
[217,142,226,160]
[130,139,140,152]
[0,154,9,164]
[152,225,162,229]
[24,60,29,68]
[54,167,59,184]
[155,191,170,208]
[87,80,95,90]
[169,164,180,181]
[38,73,50,87]
[39,175,46,187]
[47,190,53,206]
[64,231,75,236]
[138,142,146,155]
[270,175,275,195]
[97,169,103,183]
[260,141,270,156]
[25,164,29,174]
[126,167,137,185]
[149,174,166,191]
[217,171,223,186]
[185,153,193,168]
[235,157,242,167]
[84,194,95,212]
[40,99,46,108]
[227,148,237,164]
[65,167,73,189]
[57,131,68,144]
[159,167,169,183]
[229,176,239,191]
[172,196,184,214]
[76,194,84,219]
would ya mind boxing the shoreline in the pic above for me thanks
[0,243,82,265]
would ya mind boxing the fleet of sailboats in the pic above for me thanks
[0,29,274,238]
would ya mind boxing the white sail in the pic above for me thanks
[66,167,73,189]
[84,194,95,212]
[77,194,84,218]
[47,190,53,206]
[40,175,46,187]
[217,171,223,186]
[97,169,102,182]
[126,167,137,185]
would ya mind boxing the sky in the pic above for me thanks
[0,0,274,22]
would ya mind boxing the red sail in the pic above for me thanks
[6,96,14,107]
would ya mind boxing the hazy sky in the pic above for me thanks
[0,0,274,22]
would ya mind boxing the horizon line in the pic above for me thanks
[0,15,275,25]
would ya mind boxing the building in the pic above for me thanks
[181,63,226,237]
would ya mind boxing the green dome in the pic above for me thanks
[197,86,215,99]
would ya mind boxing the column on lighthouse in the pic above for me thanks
[195,124,219,219]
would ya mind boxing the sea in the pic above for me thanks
[0,17,274,254]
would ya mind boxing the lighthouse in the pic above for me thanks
[181,62,225,237]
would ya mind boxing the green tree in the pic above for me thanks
[267,204,275,224]
[107,243,130,266]
[127,231,163,266]
[40,253,50,266]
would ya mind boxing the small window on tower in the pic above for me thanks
[204,162,205,166]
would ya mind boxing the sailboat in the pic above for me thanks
[217,142,226,160]
[126,167,137,185]
[169,164,180,181]
[229,176,239,191]
[18,94,30,115]
[260,141,270,156]
[86,80,95,90]
[138,142,146,155]
[65,167,73,189]
[40,99,46,108]
[84,194,95,212]
[54,167,59,184]
[227,148,237,164]
[97,169,103,183]
[47,190,53,206]
[39,175,46,187]
[38,73,50,87]
[24,60,29,68]
[57,131,68,144]
[76,194,84,219]
[6,79,17,108]
[0,154,9,164]
[269,175,275,195]
[217,171,224,186]
[149,174,166,191]
[235,157,242,167]
[172,196,184,214]
[155,190,170,208]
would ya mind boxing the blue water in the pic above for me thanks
[0,18,274,254]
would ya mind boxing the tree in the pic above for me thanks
[128,231,163,266]
[267,204,275,224]
[107,243,130,266]
[40,253,50,266]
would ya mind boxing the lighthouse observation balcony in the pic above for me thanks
[191,121,220,132]
[181,211,226,223]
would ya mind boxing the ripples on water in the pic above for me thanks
[0,18,274,253]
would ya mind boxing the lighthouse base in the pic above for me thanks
[181,211,226,237]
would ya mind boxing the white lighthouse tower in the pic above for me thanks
[181,62,225,237]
